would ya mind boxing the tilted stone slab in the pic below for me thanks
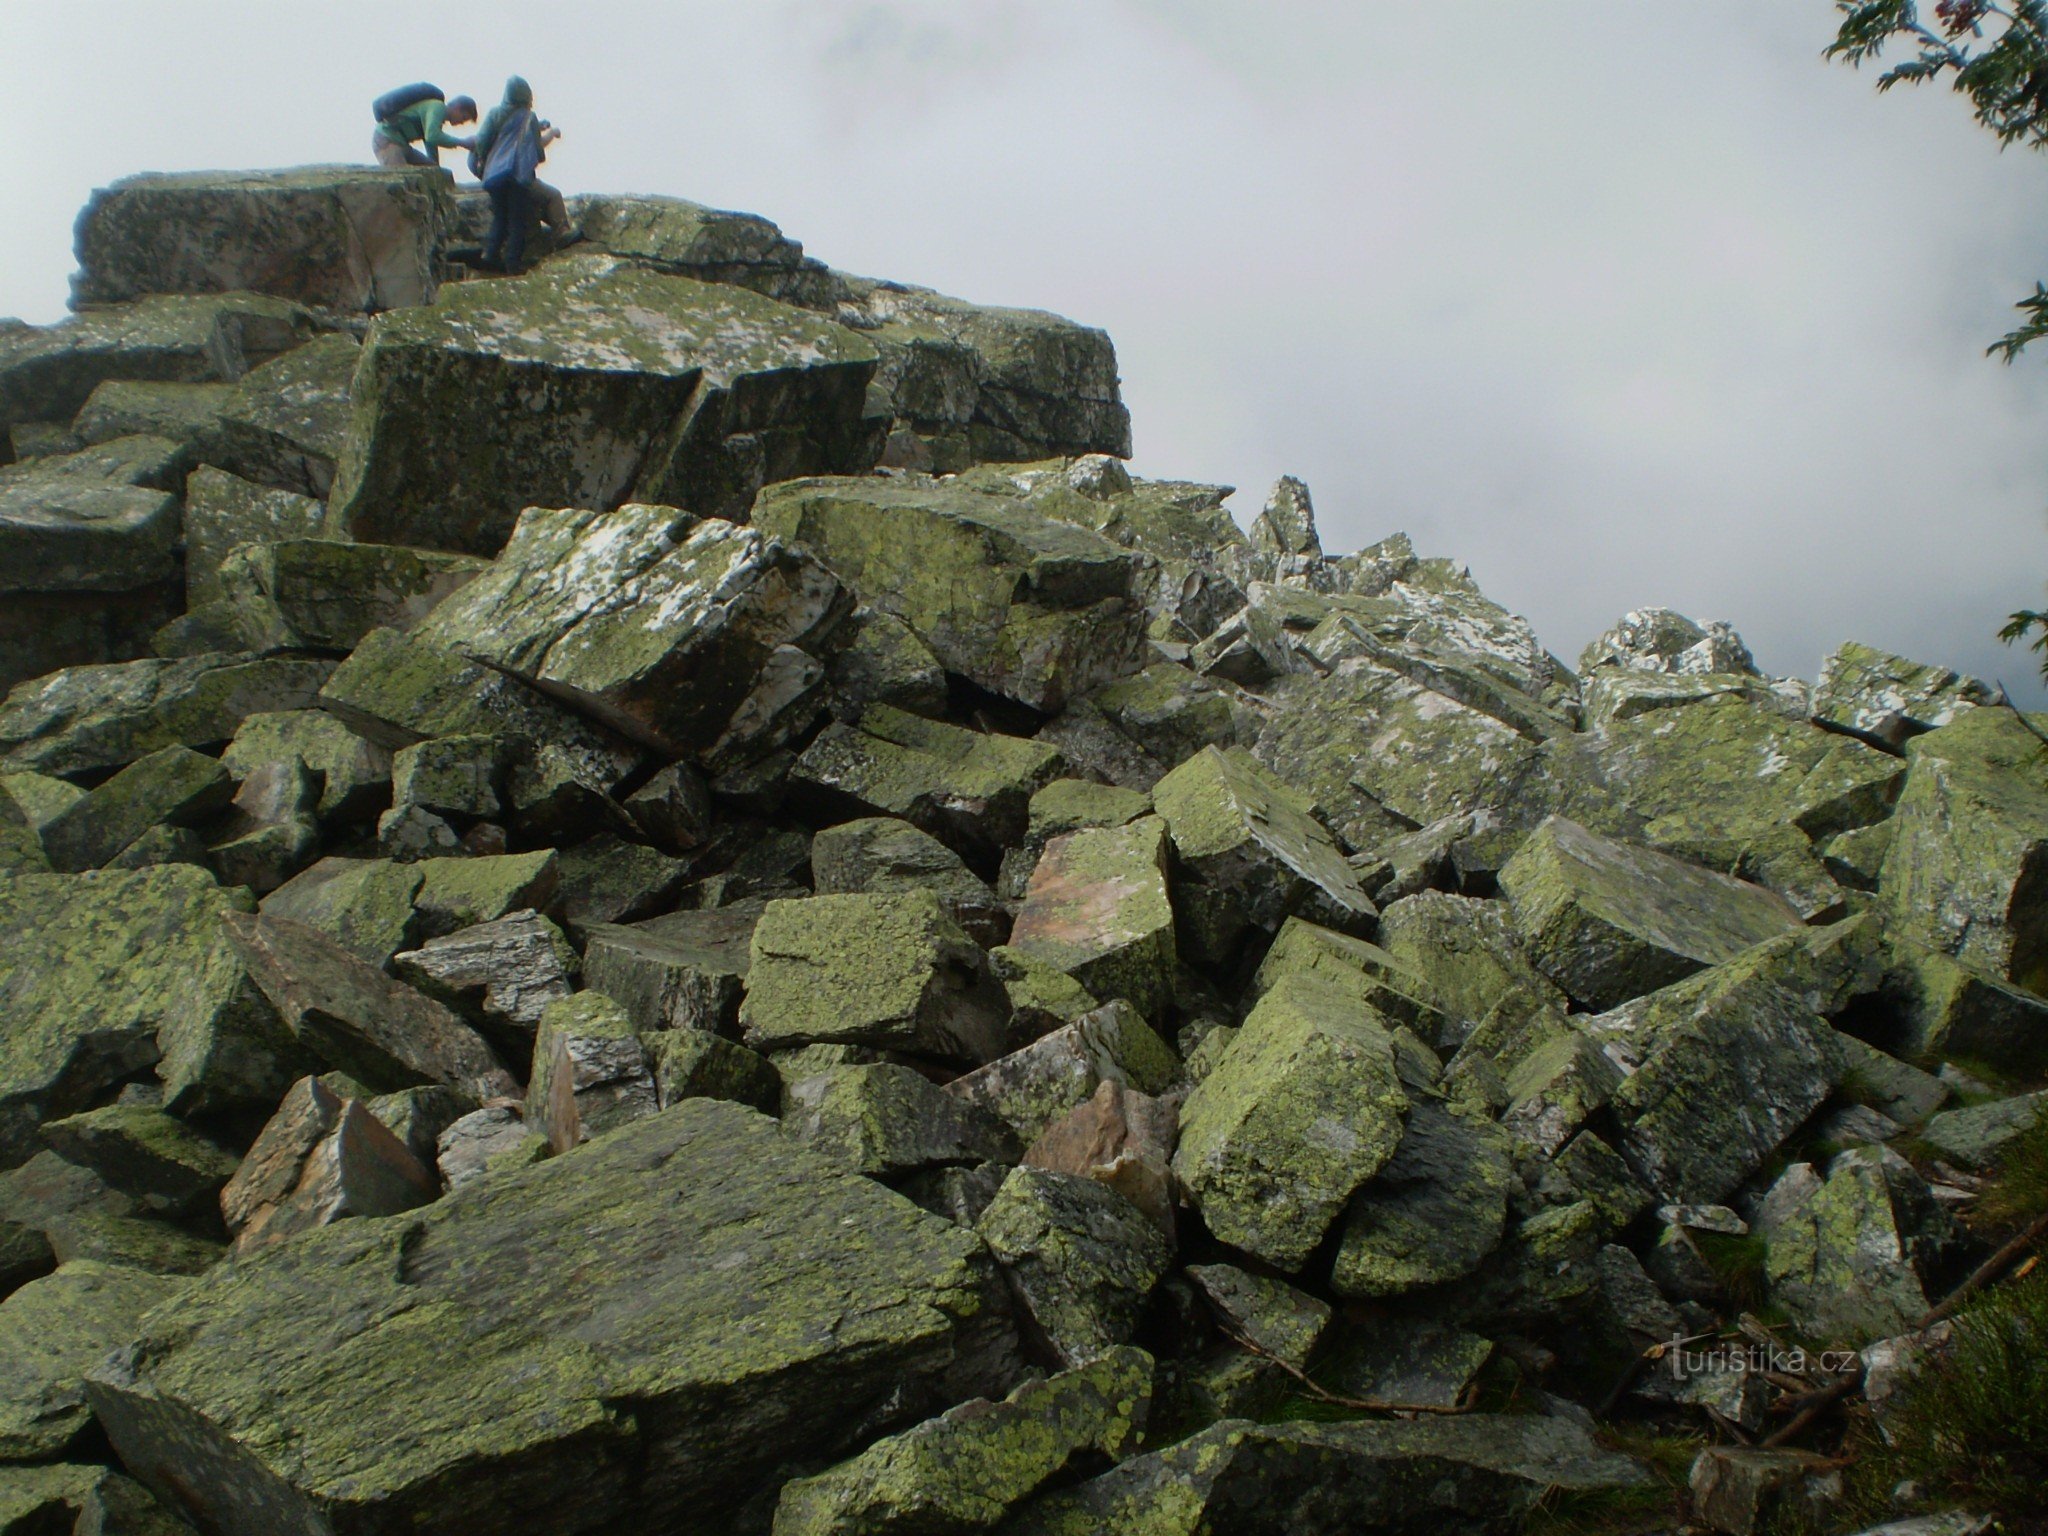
[755,475,1153,711]
[182,467,328,608]
[0,866,303,1162]
[772,1346,1151,1536]
[812,815,1008,948]
[73,379,233,452]
[222,911,516,1100]
[0,292,315,429]
[38,744,232,872]
[1003,1414,1648,1536]
[0,653,334,777]
[1879,707,2048,994]
[1171,975,1408,1271]
[0,1260,181,1461]
[71,167,455,314]
[792,704,1063,863]
[580,906,757,1035]
[1499,817,1802,1011]
[742,891,1011,1065]
[1152,746,1376,960]
[210,539,486,653]
[1008,816,1177,1021]
[1330,1097,1514,1299]
[784,1062,1019,1177]
[211,332,361,498]
[88,1099,1023,1536]
[1813,639,1993,748]
[326,254,882,557]
[526,992,659,1154]
[412,502,847,759]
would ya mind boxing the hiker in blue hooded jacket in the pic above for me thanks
[472,77,568,272]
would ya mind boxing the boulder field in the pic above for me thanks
[0,165,2037,1535]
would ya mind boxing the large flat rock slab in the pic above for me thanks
[71,167,455,314]
[326,254,882,557]
[88,1098,1021,1536]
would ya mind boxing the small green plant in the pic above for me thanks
[1972,1110,2048,1230]
[1692,1231,1770,1312]
[1522,1428,1700,1536]
[1847,1267,2048,1518]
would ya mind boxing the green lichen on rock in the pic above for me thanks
[1331,1096,1514,1298]
[772,1345,1151,1536]
[0,1259,180,1461]
[1151,746,1374,962]
[38,1103,238,1218]
[999,1413,1648,1536]
[812,816,1006,946]
[73,379,233,454]
[743,890,1011,1064]
[756,474,1153,712]
[413,502,847,761]
[792,705,1063,862]
[784,1062,1018,1177]
[181,466,327,608]
[1,653,335,778]
[1171,975,1408,1270]
[0,865,301,1159]
[211,538,485,654]
[1008,817,1176,1020]
[1499,816,1801,1011]
[1878,706,2048,994]
[260,856,424,964]
[86,1099,1023,1536]
[212,331,361,497]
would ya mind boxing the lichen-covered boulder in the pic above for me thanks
[754,476,1153,712]
[581,906,757,1035]
[0,653,334,777]
[1246,918,1450,1046]
[317,626,640,800]
[1879,942,2048,1075]
[1330,1096,1514,1298]
[1878,706,2048,994]
[182,467,328,608]
[72,167,455,313]
[0,866,301,1160]
[211,332,360,497]
[222,911,516,1100]
[742,891,1012,1065]
[412,502,847,761]
[1812,640,1992,748]
[1008,817,1177,1021]
[945,1002,1178,1148]
[326,254,882,557]
[38,744,232,873]
[999,1414,1648,1536]
[87,1099,1023,1536]
[792,705,1063,863]
[0,292,315,430]
[784,1062,1018,1177]
[526,992,659,1154]
[772,1346,1151,1536]
[1171,975,1408,1270]
[812,816,1008,948]
[37,1104,237,1219]
[573,193,823,298]
[0,1460,193,1534]
[1600,956,1846,1203]
[645,1031,781,1114]
[73,379,233,453]
[207,539,485,654]
[1151,746,1375,961]
[0,1260,180,1461]
[976,1166,1172,1368]
[1499,817,1802,1011]
[1919,1089,2048,1168]
[259,856,423,964]
[0,453,181,690]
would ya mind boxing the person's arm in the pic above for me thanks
[421,100,473,154]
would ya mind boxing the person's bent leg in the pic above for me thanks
[373,133,412,167]
[532,179,569,233]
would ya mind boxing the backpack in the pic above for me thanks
[372,83,444,124]
[480,108,543,188]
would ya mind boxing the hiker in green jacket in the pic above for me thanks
[469,77,570,241]
[374,94,479,168]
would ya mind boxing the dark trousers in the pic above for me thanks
[484,183,532,273]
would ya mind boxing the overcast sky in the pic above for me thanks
[6,2,2048,698]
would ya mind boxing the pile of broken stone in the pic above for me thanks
[0,166,2040,1536]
